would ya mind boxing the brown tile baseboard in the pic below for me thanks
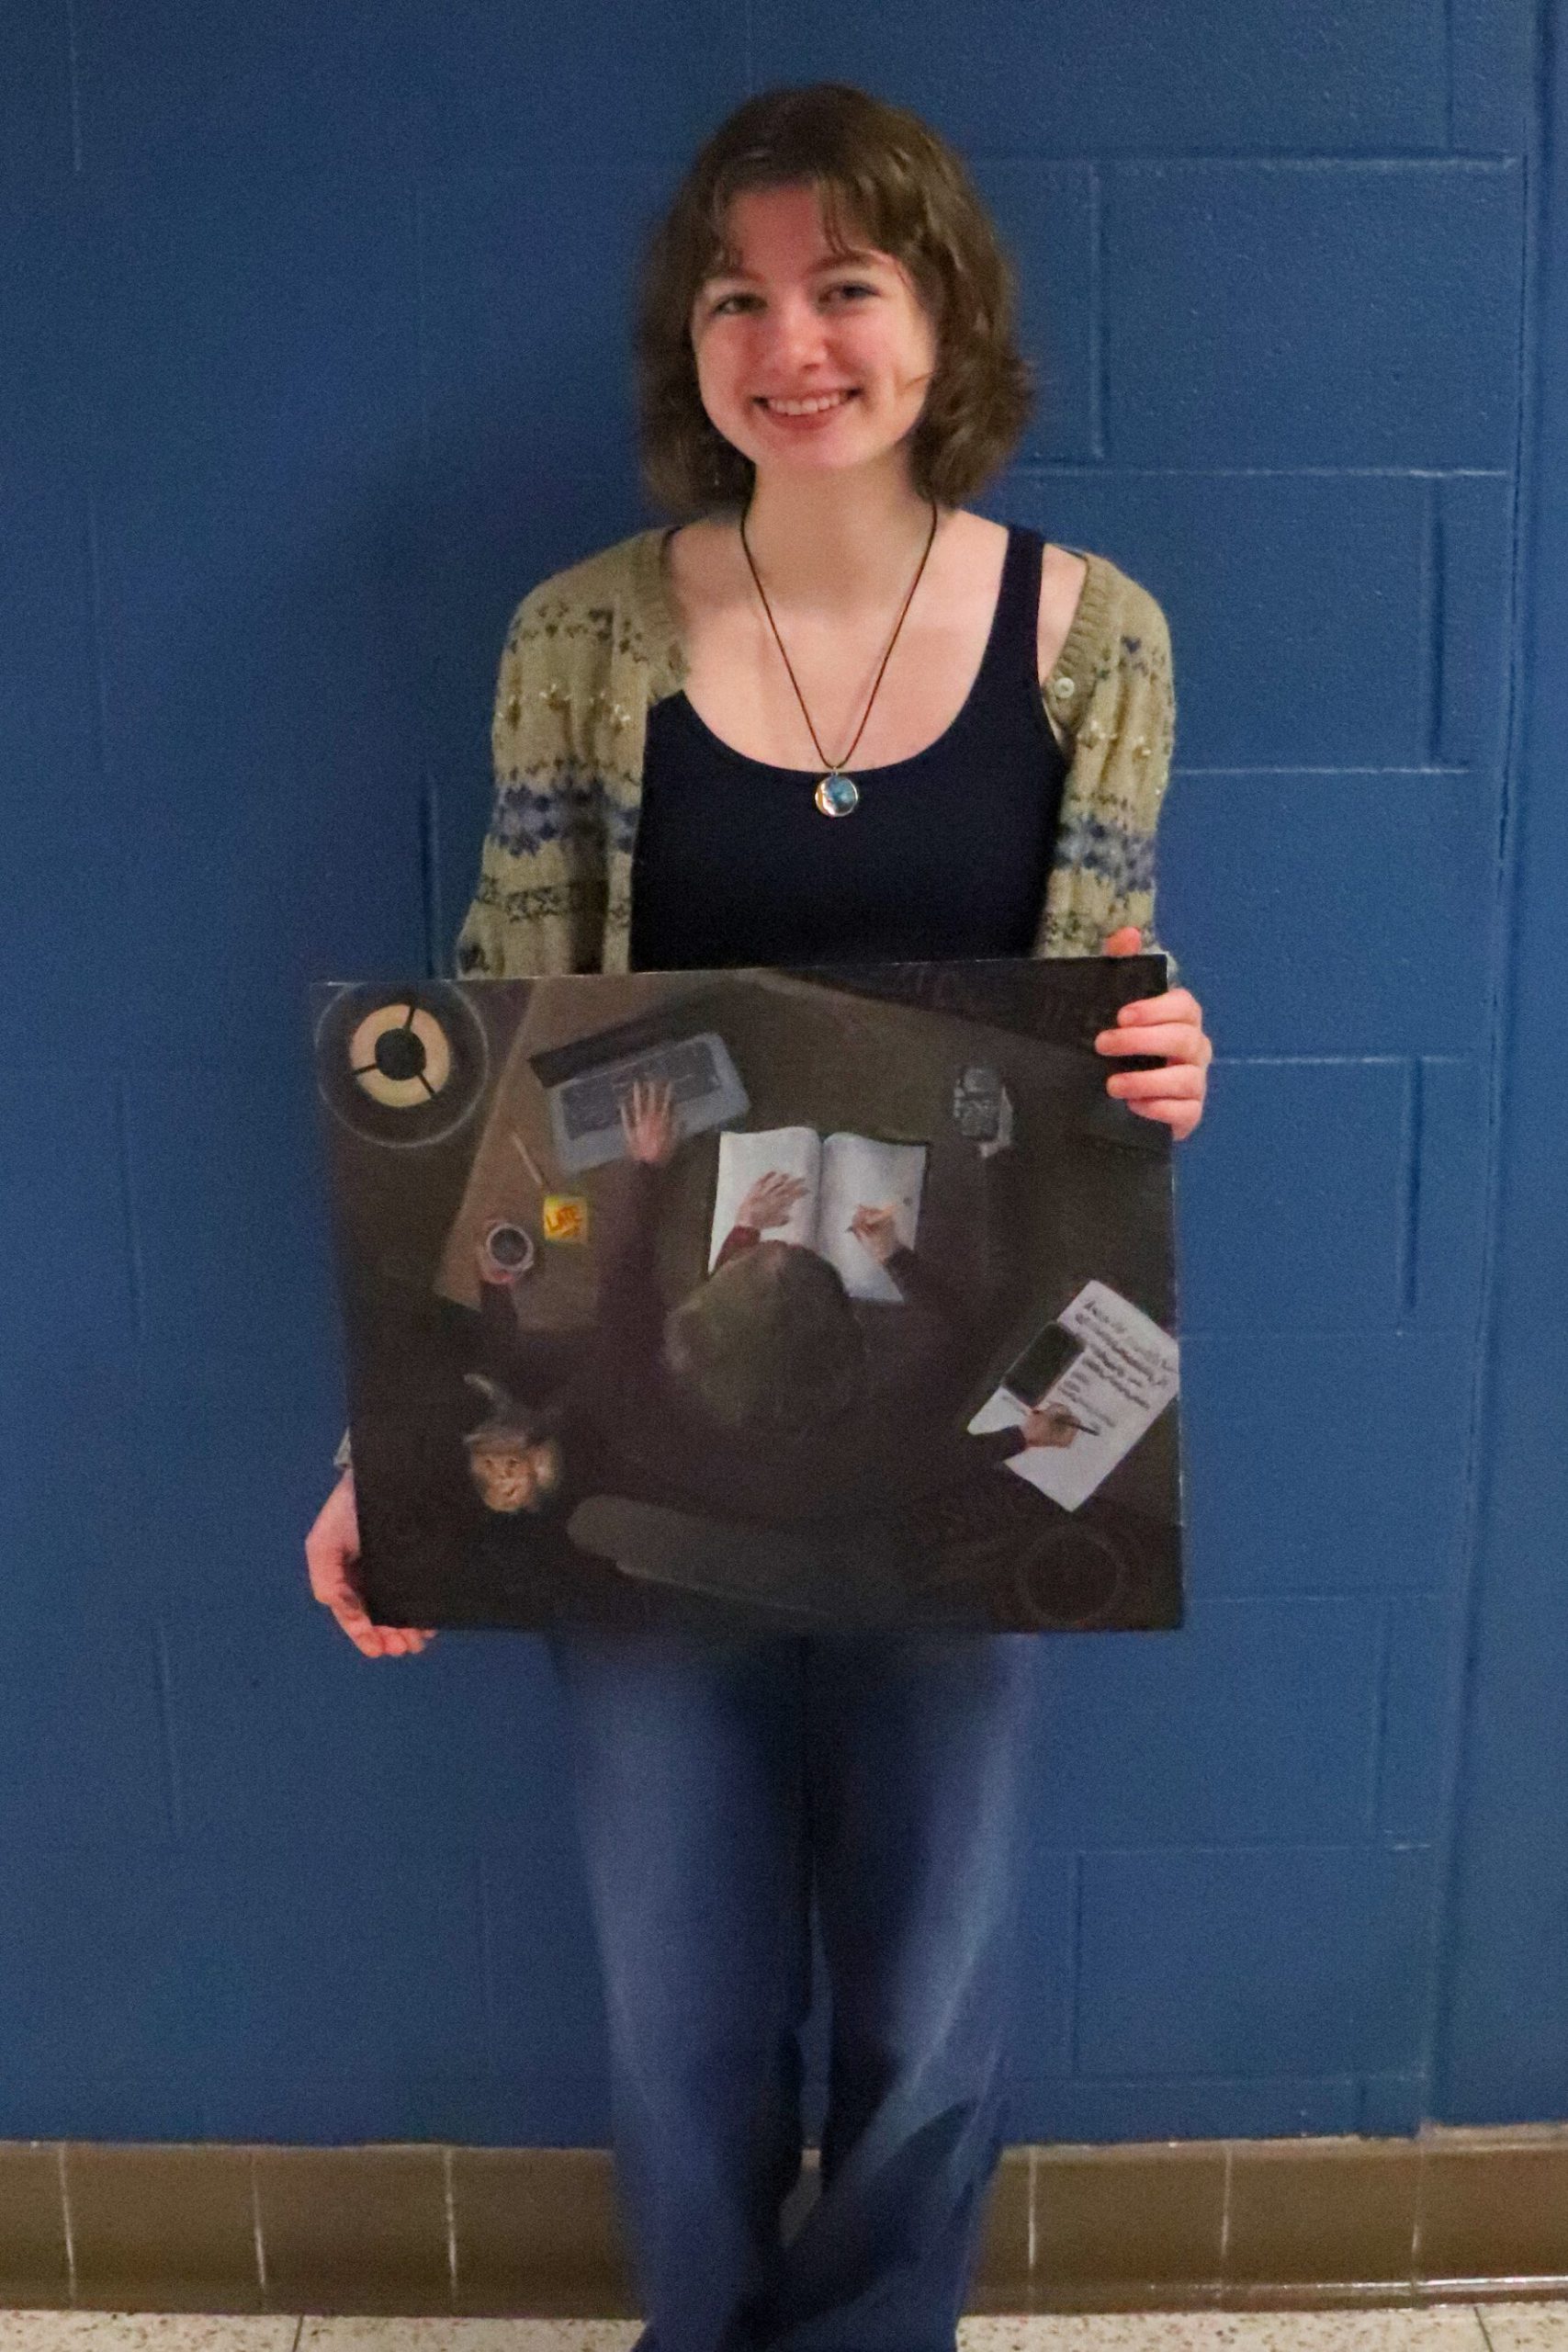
[0,2128,1565,2315]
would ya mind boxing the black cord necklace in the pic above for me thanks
[738,495,941,817]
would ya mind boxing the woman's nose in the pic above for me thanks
[764,295,830,370]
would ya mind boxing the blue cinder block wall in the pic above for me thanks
[3,0,1560,2143]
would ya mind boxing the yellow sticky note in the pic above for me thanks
[542,1194,589,1244]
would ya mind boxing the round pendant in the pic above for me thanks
[815,771,860,818]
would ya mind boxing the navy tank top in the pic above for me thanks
[628,523,1066,970]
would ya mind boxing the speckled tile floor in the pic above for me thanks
[0,2313,1565,2350]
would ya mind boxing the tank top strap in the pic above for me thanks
[976,523,1045,695]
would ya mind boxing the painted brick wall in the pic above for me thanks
[0,0,1541,2142]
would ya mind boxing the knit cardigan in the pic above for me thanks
[452,526,1177,979]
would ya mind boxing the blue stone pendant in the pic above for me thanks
[815,771,860,817]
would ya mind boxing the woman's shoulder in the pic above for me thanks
[1042,543,1175,731]
[1052,544,1172,648]
[497,528,684,702]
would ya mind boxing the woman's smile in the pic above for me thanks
[755,388,861,424]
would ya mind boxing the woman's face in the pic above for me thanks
[689,182,938,487]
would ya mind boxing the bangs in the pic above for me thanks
[694,171,880,294]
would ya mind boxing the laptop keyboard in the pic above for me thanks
[558,1038,723,1141]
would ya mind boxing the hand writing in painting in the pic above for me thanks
[848,1204,902,1266]
[1021,1403,1085,1449]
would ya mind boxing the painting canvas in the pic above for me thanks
[313,958,1185,1635]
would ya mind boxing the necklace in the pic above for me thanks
[738,496,941,817]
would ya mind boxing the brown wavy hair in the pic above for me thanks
[635,83,1035,515]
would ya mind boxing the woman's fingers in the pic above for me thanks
[1097,1020,1212,1065]
[1129,1101,1204,1138]
[1116,985,1201,1020]
[1106,1063,1206,1101]
[1100,989,1204,1030]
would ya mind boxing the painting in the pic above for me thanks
[313,957,1184,1634]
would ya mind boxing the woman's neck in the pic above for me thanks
[735,465,946,619]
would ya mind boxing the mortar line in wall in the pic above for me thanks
[112,1075,147,1346]
[1088,164,1104,461]
[83,493,112,787]
[1064,1851,1084,2076]
[1427,481,1449,766]
[1177,1585,1445,1604]
[1366,1598,1394,1837]
[1199,1051,1409,1065]
[62,0,84,175]
[1190,1585,1448,1604]
[1077,1838,1432,1857]
[420,774,443,978]
[152,1619,185,1840]
[1175,763,1472,775]
[1396,1055,1426,1322]
[412,176,432,477]
[964,152,1518,171]
[1021,2067,1364,2090]
[477,1851,500,2050]
[1181,1327,1468,1340]
[408,181,440,805]
[1011,463,1510,479]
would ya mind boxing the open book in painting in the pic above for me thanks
[708,1127,928,1305]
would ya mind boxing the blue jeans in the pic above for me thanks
[547,1622,1041,2352]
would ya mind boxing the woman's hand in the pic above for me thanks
[304,1468,436,1657]
[1097,926,1212,1140]
[736,1170,808,1230]
[849,1204,902,1265]
[619,1078,680,1166]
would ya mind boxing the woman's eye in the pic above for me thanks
[828,282,876,300]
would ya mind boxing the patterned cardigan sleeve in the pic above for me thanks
[1038,575,1179,974]
[452,586,612,981]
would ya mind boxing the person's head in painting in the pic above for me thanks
[663,1238,867,1436]
[462,1374,562,1515]
[622,1080,888,1441]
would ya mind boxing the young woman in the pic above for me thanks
[307,81,1211,2352]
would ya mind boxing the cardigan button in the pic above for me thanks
[1049,673,1076,705]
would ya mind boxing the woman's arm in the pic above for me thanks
[1039,567,1177,963]
[453,581,611,980]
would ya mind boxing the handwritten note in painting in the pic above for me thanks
[967,1279,1179,1511]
